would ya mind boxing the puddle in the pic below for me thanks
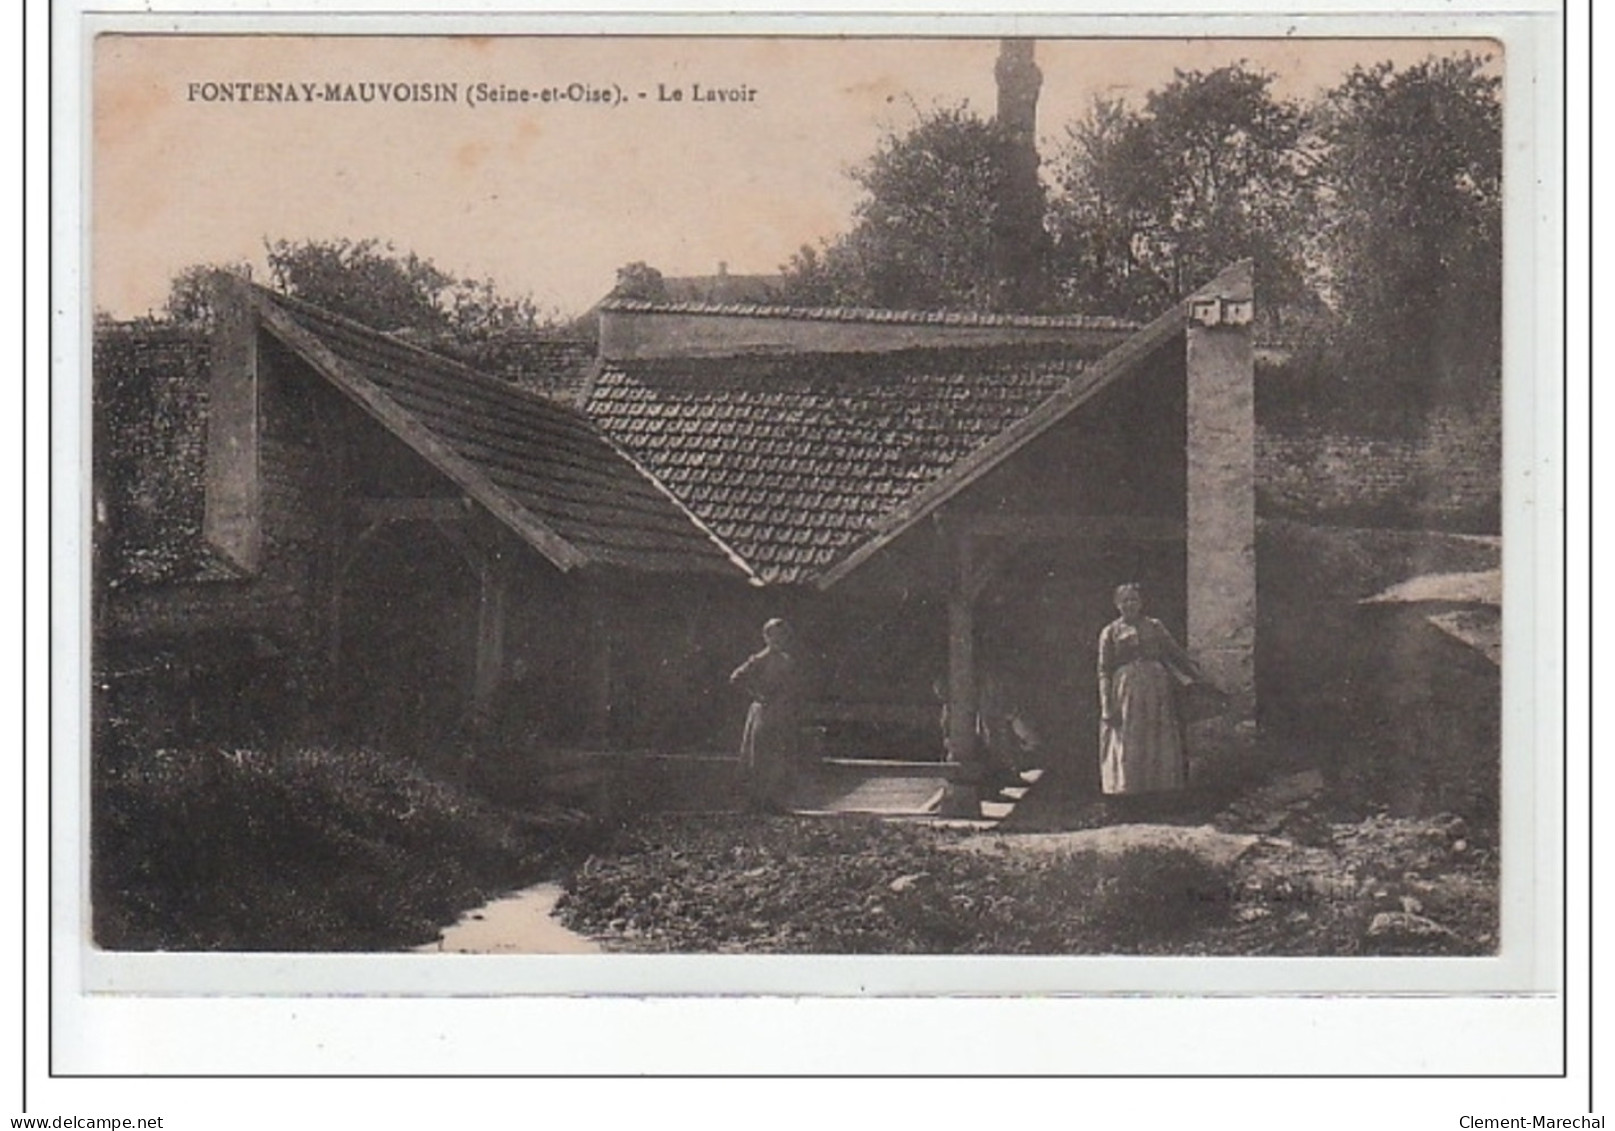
[416,882,601,955]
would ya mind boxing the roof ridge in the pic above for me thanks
[257,285,603,425]
[602,340,1101,369]
[598,296,1140,331]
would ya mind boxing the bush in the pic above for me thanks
[93,745,596,951]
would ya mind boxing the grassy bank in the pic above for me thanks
[559,814,1237,955]
[93,745,597,951]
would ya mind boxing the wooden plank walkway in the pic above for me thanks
[790,764,1041,821]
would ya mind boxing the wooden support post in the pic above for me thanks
[327,518,386,669]
[587,597,615,745]
[471,556,509,735]
[938,531,983,818]
[415,514,509,745]
[312,399,349,691]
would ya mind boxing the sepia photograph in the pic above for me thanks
[83,29,1511,971]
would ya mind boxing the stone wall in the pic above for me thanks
[1256,407,1501,533]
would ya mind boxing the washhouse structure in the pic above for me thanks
[97,263,1258,814]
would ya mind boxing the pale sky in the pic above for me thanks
[93,35,1498,320]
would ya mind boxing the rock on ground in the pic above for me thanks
[950,823,1261,871]
[1363,909,1461,954]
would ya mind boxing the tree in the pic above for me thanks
[260,237,548,346]
[1313,55,1501,413]
[156,238,566,374]
[266,237,454,333]
[609,261,668,303]
[1049,65,1314,319]
[1045,97,1159,316]
[441,276,544,340]
[161,261,254,326]
[779,104,1049,312]
[776,243,842,307]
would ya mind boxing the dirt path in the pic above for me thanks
[947,822,1261,870]
[416,882,602,955]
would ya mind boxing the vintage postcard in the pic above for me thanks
[54,6,1567,1076]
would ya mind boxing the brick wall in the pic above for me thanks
[1256,407,1501,533]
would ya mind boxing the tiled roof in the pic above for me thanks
[381,329,597,404]
[101,263,1243,599]
[587,346,1105,585]
[257,289,743,578]
[470,334,597,405]
[598,297,1140,333]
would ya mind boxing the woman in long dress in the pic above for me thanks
[1097,584,1206,796]
[730,618,804,813]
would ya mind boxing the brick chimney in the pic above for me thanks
[992,40,1050,312]
[995,39,1040,150]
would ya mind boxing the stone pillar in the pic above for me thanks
[1185,262,1257,726]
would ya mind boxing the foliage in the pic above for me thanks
[263,237,547,344]
[265,237,454,331]
[609,260,669,302]
[779,104,1049,312]
[781,49,1500,431]
[1043,98,1155,317]
[92,743,596,951]
[1048,65,1314,319]
[775,243,840,307]
[1311,54,1502,414]
[444,275,550,339]
[161,261,254,326]
[159,239,554,344]
[91,324,213,586]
